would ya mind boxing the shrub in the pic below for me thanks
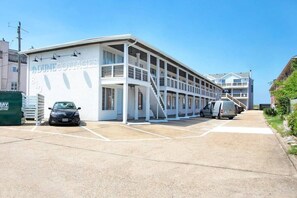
[287,111,297,136]
[288,145,297,155]
[264,108,277,116]
[276,96,290,116]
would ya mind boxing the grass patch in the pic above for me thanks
[264,114,288,137]
[288,145,297,155]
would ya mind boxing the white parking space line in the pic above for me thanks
[0,127,105,141]
[80,126,110,141]
[112,137,168,142]
[210,127,273,134]
[123,125,171,139]
[199,120,232,137]
[31,126,37,131]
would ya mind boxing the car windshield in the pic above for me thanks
[53,102,76,110]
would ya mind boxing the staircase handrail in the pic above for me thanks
[226,93,247,109]
[150,75,165,109]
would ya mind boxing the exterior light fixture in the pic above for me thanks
[33,56,42,62]
[51,53,60,61]
[72,50,81,57]
[33,57,39,62]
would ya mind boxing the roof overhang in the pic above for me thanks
[20,34,222,90]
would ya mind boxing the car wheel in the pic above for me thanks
[200,112,204,117]
[228,117,234,120]
[49,118,53,126]
[216,114,221,119]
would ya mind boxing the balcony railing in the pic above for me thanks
[101,64,124,78]
[221,93,248,98]
[167,77,178,89]
[101,64,148,82]
[217,82,248,87]
[128,64,148,82]
[160,77,216,97]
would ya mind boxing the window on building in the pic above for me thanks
[116,55,124,63]
[195,98,199,109]
[221,79,225,84]
[103,50,115,64]
[138,91,143,110]
[172,96,176,109]
[188,98,192,109]
[150,68,156,76]
[11,82,17,91]
[102,88,115,110]
[182,97,186,109]
[233,79,241,83]
[11,66,18,72]
[167,95,172,109]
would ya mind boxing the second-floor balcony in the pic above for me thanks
[101,63,148,83]
[221,93,248,98]
[217,82,248,87]
[160,77,217,98]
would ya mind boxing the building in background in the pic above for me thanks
[0,39,27,93]
[206,71,254,110]
[269,57,295,107]
[21,34,222,123]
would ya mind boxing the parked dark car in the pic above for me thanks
[48,101,81,126]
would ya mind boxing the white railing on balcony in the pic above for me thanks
[101,64,148,82]
[217,82,248,87]
[167,77,178,89]
[157,77,216,98]
[128,64,148,82]
[101,64,124,78]
[221,93,248,98]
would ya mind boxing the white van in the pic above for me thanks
[200,100,236,119]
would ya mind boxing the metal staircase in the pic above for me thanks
[225,93,247,110]
[149,75,167,119]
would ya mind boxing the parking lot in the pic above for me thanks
[0,111,297,197]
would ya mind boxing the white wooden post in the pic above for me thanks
[185,72,188,116]
[193,95,195,116]
[156,58,160,120]
[164,62,168,115]
[176,92,179,118]
[123,43,129,124]
[134,86,138,120]
[145,53,151,121]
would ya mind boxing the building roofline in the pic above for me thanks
[20,34,222,89]
[269,57,295,91]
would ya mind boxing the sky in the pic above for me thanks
[1,0,297,104]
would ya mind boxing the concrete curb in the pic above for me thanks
[265,120,297,177]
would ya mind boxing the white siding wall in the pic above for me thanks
[28,44,100,121]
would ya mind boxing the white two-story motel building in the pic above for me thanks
[21,34,222,123]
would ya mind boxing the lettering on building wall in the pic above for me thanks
[0,102,9,111]
[31,59,99,73]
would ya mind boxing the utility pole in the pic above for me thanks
[17,21,21,91]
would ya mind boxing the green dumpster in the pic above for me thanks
[0,91,25,125]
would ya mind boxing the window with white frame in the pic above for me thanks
[138,91,143,110]
[195,98,199,109]
[11,82,18,90]
[172,96,176,110]
[102,87,115,110]
[11,66,18,72]
[188,98,192,109]
[116,54,124,63]
[182,97,186,109]
[167,95,172,109]
[103,50,115,64]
